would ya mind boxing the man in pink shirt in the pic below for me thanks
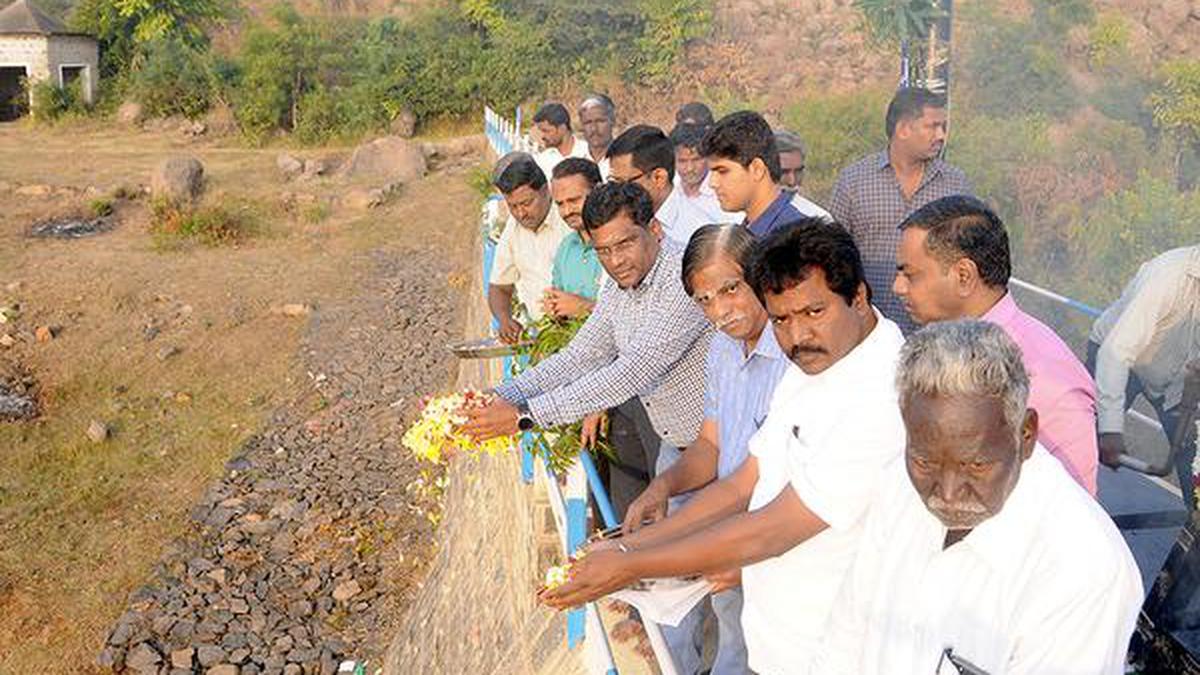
[893,195,1099,494]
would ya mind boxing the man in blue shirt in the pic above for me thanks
[622,223,791,675]
[701,111,830,237]
[543,157,605,319]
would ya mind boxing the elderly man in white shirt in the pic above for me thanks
[1087,244,1200,507]
[607,124,714,246]
[578,94,616,180]
[540,219,906,675]
[818,319,1142,675]
[488,153,571,343]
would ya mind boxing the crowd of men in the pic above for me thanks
[461,88,1200,675]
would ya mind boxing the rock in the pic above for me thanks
[97,645,124,670]
[339,136,426,184]
[206,665,239,675]
[117,102,144,125]
[271,304,313,318]
[184,121,208,137]
[277,154,304,178]
[157,345,182,361]
[86,420,110,443]
[0,334,14,348]
[203,102,239,137]
[34,325,56,342]
[171,648,195,669]
[125,643,162,673]
[340,187,385,211]
[302,157,334,179]
[150,156,205,204]
[15,184,52,198]
[389,108,417,138]
[196,644,226,667]
[283,665,302,675]
[206,568,228,586]
[332,579,361,602]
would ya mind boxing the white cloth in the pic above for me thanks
[817,446,1142,675]
[534,135,590,179]
[1090,245,1200,432]
[673,173,744,225]
[595,156,611,181]
[656,186,720,246]
[790,192,832,221]
[489,207,571,321]
[740,312,906,675]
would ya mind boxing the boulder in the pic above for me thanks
[340,187,386,211]
[339,136,426,184]
[277,153,304,178]
[117,101,144,125]
[388,108,417,138]
[203,103,239,137]
[301,157,335,179]
[151,156,205,204]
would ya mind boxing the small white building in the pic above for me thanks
[0,0,98,120]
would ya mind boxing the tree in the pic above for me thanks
[853,0,948,91]
[72,0,234,77]
[1148,60,1200,188]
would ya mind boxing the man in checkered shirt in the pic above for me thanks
[465,180,711,458]
[829,87,972,334]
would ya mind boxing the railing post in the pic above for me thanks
[565,457,588,648]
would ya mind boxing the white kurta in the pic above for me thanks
[489,207,570,321]
[817,446,1143,675]
[740,312,906,675]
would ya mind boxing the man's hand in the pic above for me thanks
[543,289,594,319]
[538,549,635,610]
[623,480,670,534]
[462,398,521,441]
[705,567,741,593]
[1099,432,1126,468]
[497,316,524,345]
[580,412,604,449]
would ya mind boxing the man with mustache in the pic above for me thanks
[579,94,616,179]
[540,220,906,675]
[532,101,589,178]
[892,195,1099,495]
[464,182,711,506]
[829,87,972,334]
[619,223,792,674]
[702,111,830,238]
[488,153,571,344]
[817,320,1141,674]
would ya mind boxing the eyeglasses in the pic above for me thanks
[593,231,642,259]
[607,171,646,185]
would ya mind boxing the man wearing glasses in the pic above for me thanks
[816,321,1141,675]
[606,124,714,246]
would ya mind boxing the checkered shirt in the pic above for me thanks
[829,150,972,333]
[494,239,712,447]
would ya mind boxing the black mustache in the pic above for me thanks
[788,346,826,358]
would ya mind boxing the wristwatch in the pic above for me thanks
[516,403,535,432]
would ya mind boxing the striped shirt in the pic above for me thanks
[830,150,971,333]
[495,240,711,446]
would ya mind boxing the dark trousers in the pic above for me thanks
[601,398,662,521]
[1086,341,1189,507]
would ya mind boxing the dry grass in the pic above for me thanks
[0,120,479,671]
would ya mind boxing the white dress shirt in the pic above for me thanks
[673,172,744,225]
[817,447,1143,675]
[534,135,590,179]
[489,207,571,321]
[790,192,832,221]
[1090,245,1200,432]
[656,186,721,246]
[740,311,906,675]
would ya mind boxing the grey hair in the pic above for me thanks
[579,94,616,120]
[774,130,807,161]
[896,319,1030,435]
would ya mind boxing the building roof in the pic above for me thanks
[0,0,81,36]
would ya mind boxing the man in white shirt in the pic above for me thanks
[818,320,1142,675]
[488,154,571,343]
[1088,244,1200,507]
[701,111,831,238]
[578,94,616,180]
[670,123,743,225]
[607,124,713,246]
[532,102,589,178]
[540,220,906,675]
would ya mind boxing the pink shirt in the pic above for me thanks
[983,293,1099,495]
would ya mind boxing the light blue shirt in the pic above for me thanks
[703,325,791,478]
[551,231,604,300]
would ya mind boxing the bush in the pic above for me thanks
[89,197,114,217]
[150,198,258,247]
[780,86,892,200]
[126,38,215,119]
[29,78,88,122]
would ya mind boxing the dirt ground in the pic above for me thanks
[0,119,480,671]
